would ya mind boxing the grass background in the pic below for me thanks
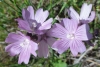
[0,0,100,67]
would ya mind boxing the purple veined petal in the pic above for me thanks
[52,39,70,54]
[70,40,86,56]
[30,41,38,57]
[16,31,26,37]
[35,29,46,35]
[63,18,78,33]
[5,42,22,56]
[18,45,31,64]
[22,9,30,21]
[27,6,34,19]
[35,8,44,23]
[5,42,20,52]
[75,24,92,41]
[38,18,53,30]
[47,23,67,39]
[16,18,32,33]
[40,10,49,23]
[38,40,49,58]
[46,37,56,47]
[60,20,64,27]
[74,40,86,53]
[80,3,92,20]
[86,11,95,23]
[22,9,26,20]
[68,7,79,20]
[70,40,78,56]
[5,32,23,43]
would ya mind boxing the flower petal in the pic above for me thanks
[18,46,31,64]
[30,41,38,57]
[75,24,92,41]
[38,18,53,30]
[5,42,22,56]
[47,37,56,47]
[68,7,79,20]
[52,39,70,54]
[16,18,32,33]
[35,8,49,23]
[80,3,92,20]
[70,40,86,56]
[22,9,30,21]
[87,11,95,23]
[41,10,49,23]
[63,18,78,33]
[35,8,43,23]
[5,32,23,43]
[38,40,49,58]
[47,23,67,39]
[27,6,34,19]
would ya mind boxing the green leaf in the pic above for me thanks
[53,60,67,67]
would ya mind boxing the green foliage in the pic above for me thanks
[53,60,67,67]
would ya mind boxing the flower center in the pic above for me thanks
[32,22,37,27]
[20,39,30,47]
[67,33,75,39]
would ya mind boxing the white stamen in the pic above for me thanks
[32,22,37,27]
[20,39,30,47]
[67,33,75,39]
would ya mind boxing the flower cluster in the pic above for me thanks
[5,3,95,64]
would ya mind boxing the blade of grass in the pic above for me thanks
[10,0,22,11]
[58,2,67,15]
[48,0,62,11]
[37,0,44,9]
[52,2,67,24]
[3,0,21,15]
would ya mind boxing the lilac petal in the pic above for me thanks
[87,11,95,23]
[74,40,86,53]
[22,9,26,20]
[47,37,56,47]
[47,23,67,39]
[63,18,78,33]
[38,18,53,30]
[16,18,32,33]
[70,40,86,56]
[52,39,70,54]
[30,41,38,57]
[68,7,79,20]
[41,10,49,23]
[22,9,30,21]
[70,40,78,56]
[35,29,46,35]
[35,8,43,23]
[60,20,64,27]
[27,6,34,19]
[75,24,92,41]
[18,46,31,64]
[5,42,22,56]
[16,31,26,37]
[38,40,49,58]
[80,3,92,20]
[5,33,23,43]
[80,11,95,23]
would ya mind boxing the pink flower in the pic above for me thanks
[47,18,92,56]
[5,32,38,64]
[16,6,53,35]
[68,3,95,23]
